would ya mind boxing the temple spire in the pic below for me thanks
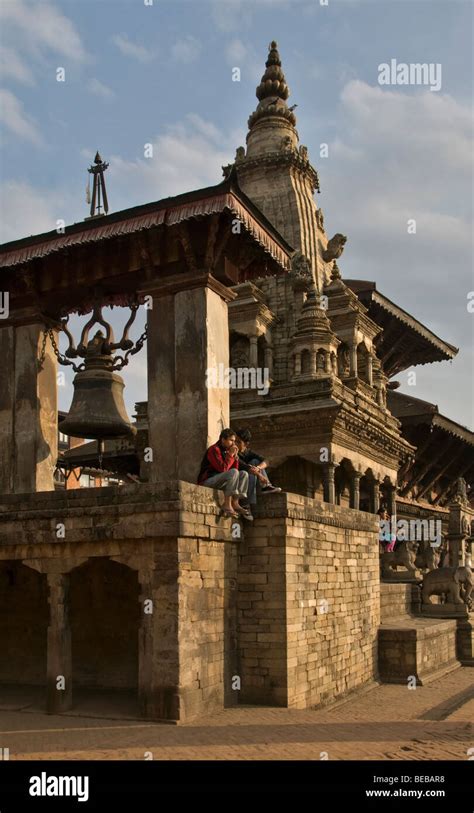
[248,40,296,131]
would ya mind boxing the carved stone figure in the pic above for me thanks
[235,146,246,162]
[421,565,473,609]
[338,346,350,378]
[299,145,308,161]
[316,350,326,371]
[381,540,418,579]
[230,337,250,368]
[322,233,347,263]
[315,208,325,231]
[280,135,293,153]
[290,251,312,282]
[453,476,468,505]
[415,542,441,573]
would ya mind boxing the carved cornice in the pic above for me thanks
[236,150,320,193]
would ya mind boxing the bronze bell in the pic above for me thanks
[60,329,136,440]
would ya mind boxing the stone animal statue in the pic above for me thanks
[453,476,468,505]
[381,540,418,579]
[322,233,347,263]
[421,565,473,609]
[290,251,313,283]
[415,542,441,573]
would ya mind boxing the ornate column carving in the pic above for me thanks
[249,335,258,368]
[350,470,362,510]
[367,354,373,387]
[386,482,397,518]
[350,343,358,377]
[294,352,301,376]
[323,462,336,504]
[264,345,273,380]
[372,480,380,514]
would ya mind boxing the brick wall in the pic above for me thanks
[237,492,380,708]
[0,482,238,721]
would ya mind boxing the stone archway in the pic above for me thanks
[70,557,140,712]
[0,561,48,705]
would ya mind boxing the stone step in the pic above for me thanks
[380,581,421,622]
[378,616,459,685]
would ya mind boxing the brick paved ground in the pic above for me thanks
[0,668,472,761]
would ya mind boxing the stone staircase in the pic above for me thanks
[378,582,462,685]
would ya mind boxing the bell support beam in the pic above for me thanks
[0,314,58,494]
[141,271,236,484]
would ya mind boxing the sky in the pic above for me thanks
[0,0,473,428]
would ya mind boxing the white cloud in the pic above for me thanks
[322,80,473,270]
[317,80,473,425]
[0,0,88,62]
[0,180,59,242]
[88,78,116,100]
[0,45,35,85]
[112,34,155,63]
[225,38,248,65]
[107,113,244,207]
[0,89,42,144]
[171,35,202,64]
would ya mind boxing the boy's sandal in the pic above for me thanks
[221,508,239,518]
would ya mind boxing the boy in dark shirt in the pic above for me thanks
[198,428,252,520]
[235,428,281,518]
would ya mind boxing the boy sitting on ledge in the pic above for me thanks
[235,428,281,520]
[198,428,252,520]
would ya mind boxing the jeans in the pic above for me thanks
[201,469,249,498]
[247,458,270,506]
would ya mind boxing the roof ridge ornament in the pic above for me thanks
[86,151,109,220]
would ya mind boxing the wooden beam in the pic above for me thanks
[381,331,406,365]
[204,214,220,270]
[400,432,448,496]
[417,440,461,499]
[433,457,473,506]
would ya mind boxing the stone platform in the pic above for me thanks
[378,582,461,685]
[0,482,380,722]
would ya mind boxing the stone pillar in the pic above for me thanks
[143,273,234,484]
[387,483,397,518]
[249,335,258,368]
[294,352,301,376]
[137,567,178,720]
[0,319,58,494]
[367,354,373,387]
[46,573,72,713]
[325,351,331,374]
[350,470,362,510]
[264,345,273,380]
[323,462,336,504]
[372,480,380,514]
[350,343,358,377]
[446,533,466,568]
[311,349,317,375]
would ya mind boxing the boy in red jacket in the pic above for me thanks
[198,428,252,520]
